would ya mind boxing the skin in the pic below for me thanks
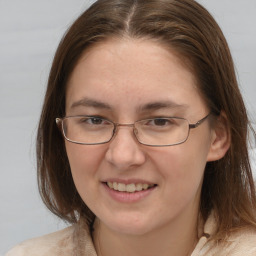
[65,38,228,256]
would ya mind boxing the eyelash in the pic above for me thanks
[77,115,178,125]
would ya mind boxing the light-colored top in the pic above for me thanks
[5,213,256,256]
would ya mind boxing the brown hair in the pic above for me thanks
[37,0,256,241]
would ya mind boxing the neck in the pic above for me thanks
[93,211,199,256]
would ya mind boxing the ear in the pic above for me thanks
[207,111,231,162]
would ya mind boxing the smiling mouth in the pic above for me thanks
[105,182,156,193]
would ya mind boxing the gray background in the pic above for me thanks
[0,0,255,254]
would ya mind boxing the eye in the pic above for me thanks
[88,117,104,125]
[148,118,175,126]
[152,118,169,126]
[79,116,110,125]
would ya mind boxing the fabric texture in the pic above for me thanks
[5,213,256,256]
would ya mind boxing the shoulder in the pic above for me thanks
[5,226,75,256]
[196,213,256,256]
[225,227,256,255]
[205,227,256,256]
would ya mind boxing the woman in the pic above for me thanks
[6,0,256,255]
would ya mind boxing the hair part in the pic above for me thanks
[37,0,256,241]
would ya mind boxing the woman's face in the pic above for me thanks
[65,39,216,235]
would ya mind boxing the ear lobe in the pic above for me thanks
[207,112,231,162]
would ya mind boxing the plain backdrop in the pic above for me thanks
[0,0,256,254]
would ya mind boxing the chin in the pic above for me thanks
[113,224,152,236]
[102,214,157,236]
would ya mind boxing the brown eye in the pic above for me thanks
[79,117,106,125]
[153,118,170,126]
[89,117,104,125]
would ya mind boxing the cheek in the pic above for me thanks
[65,143,106,188]
[151,140,209,195]
[65,143,110,212]
[153,145,206,177]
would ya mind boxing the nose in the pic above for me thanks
[105,125,146,170]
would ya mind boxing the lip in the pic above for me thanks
[102,181,157,203]
[102,178,155,185]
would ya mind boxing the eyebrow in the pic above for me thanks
[70,97,188,112]
[71,98,112,110]
[139,101,188,112]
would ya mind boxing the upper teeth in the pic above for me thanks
[107,182,154,193]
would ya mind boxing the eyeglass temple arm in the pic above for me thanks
[189,113,211,129]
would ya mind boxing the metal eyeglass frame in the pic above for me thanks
[56,113,211,147]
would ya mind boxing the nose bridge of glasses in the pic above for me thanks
[113,123,139,139]
[116,123,135,128]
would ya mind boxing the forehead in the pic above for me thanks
[66,38,206,116]
[68,38,195,85]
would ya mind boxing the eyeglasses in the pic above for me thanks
[56,114,210,147]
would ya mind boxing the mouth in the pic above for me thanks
[105,181,157,193]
